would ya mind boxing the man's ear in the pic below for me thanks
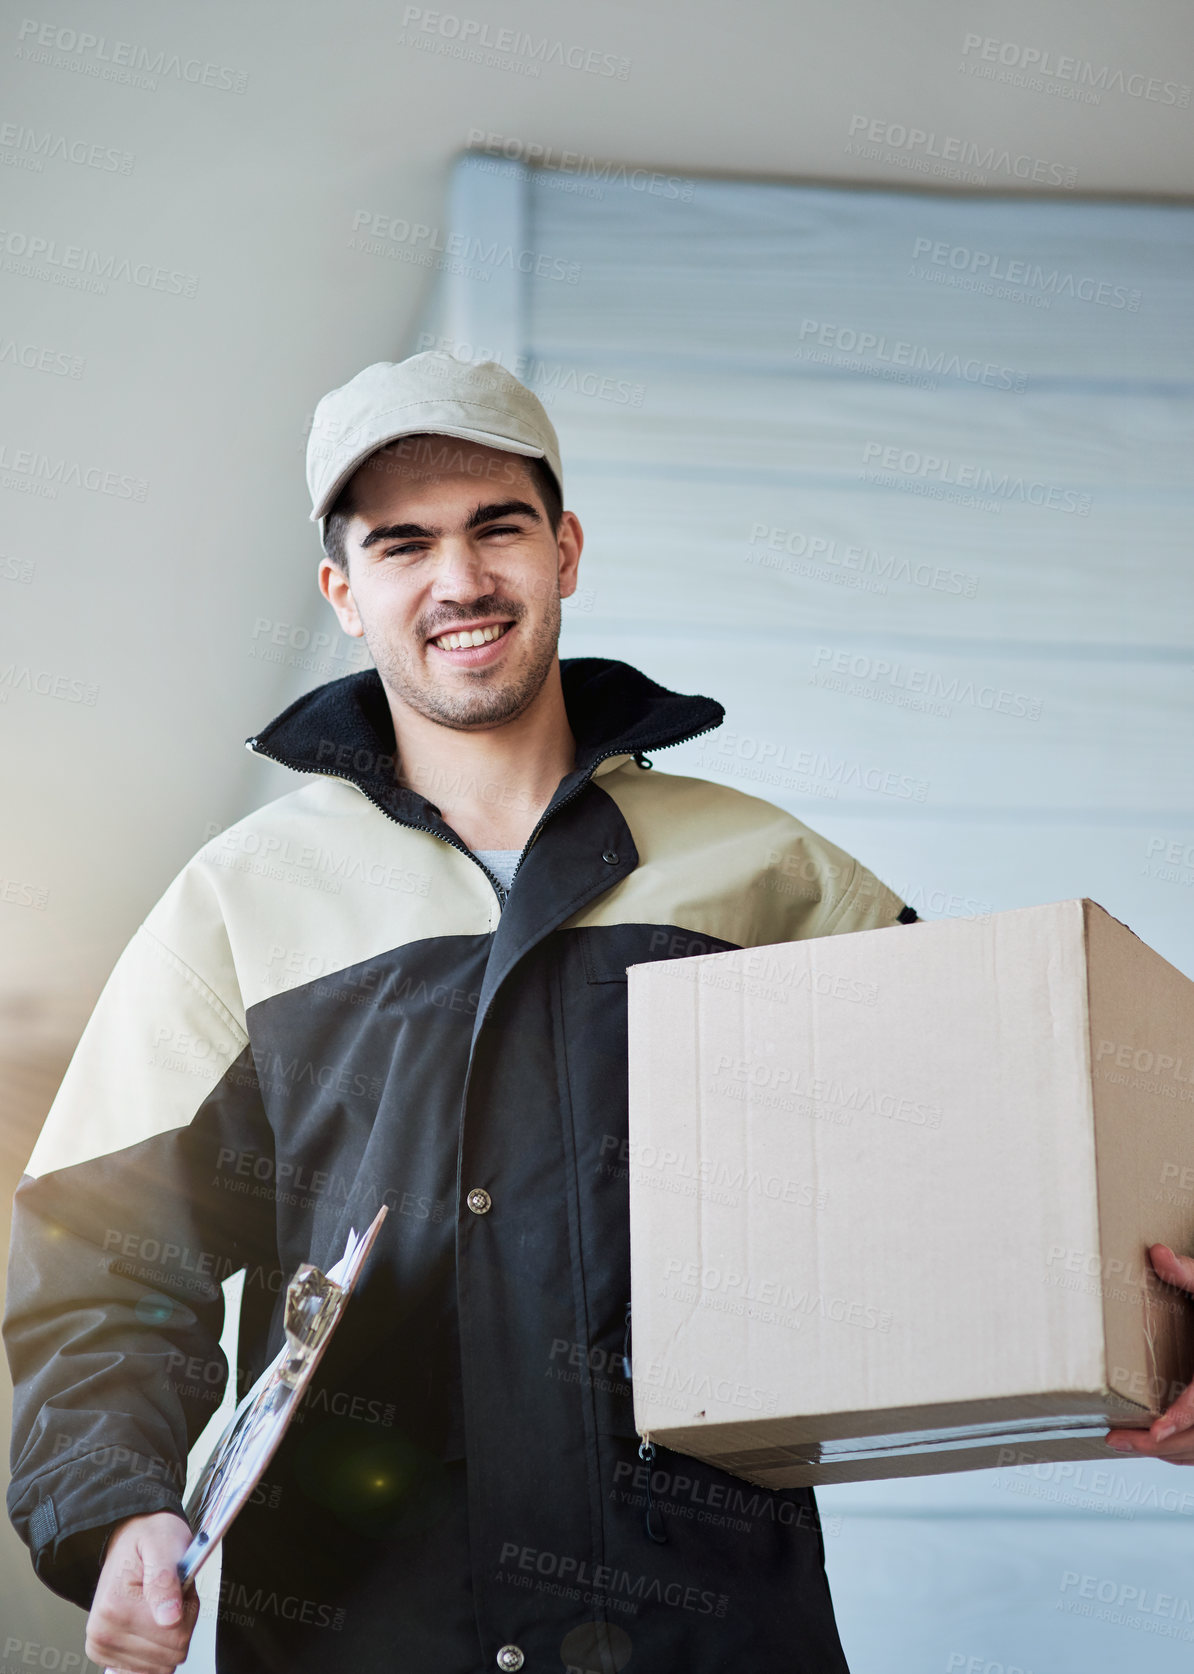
[318,557,365,638]
[556,511,583,600]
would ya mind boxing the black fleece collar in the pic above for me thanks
[246,657,724,820]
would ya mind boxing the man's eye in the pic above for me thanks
[382,526,524,557]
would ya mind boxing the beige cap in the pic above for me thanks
[306,351,563,526]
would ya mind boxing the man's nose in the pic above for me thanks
[430,539,498,598]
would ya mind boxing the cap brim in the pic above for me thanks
[309,424,547,522]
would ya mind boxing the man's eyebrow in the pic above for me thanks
[465,499,542,530]
[360,499,542,549]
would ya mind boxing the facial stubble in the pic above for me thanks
[359,586,563,732]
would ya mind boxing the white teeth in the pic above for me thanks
[434,623,508,651]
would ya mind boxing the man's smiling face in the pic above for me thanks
[319,434,582,732]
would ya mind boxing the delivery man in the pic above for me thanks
[8,352,1181,1674]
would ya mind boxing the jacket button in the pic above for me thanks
[602,849,619,864]
[496,1647,524,1671]
[466,1187,492,1215]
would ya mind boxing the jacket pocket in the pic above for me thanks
[578,923,740,985]
[578,925,632,984]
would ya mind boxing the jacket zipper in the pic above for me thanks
[245,719,722,913]
[244,736,514,906]
[500,725,721,899]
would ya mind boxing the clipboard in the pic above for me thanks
[176,1205,388,1585]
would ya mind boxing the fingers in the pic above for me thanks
[1107,1245,1194,1457]
[1151,1379,1194,1447]
[142,1553,185,1628]
[87,1597,198,1674]
[89,1634,183,1674]
[86,1599,198,1674]
[87,1513,199,1674]
[1148,1242,1194,1294]
[1106,1356,1194,1460]
[1105,1246,1194,1465]
[1105,1423,1194,1465]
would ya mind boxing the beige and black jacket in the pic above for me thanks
[5,656,913,1672]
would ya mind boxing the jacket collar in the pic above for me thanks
[246,657,724,824]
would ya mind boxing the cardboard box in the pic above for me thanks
[626,900,1194,1486]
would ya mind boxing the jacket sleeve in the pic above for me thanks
[754,812,917,941]
[3,867,280,1610]
[817,847,916,936]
